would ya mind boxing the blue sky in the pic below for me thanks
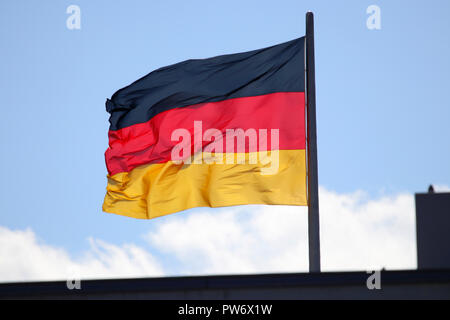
[0,1,449,280]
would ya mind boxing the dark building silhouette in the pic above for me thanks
[416,191,450,270]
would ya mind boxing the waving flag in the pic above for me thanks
[103,37,307,219]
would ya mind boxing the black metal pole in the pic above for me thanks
[306,11,321,273]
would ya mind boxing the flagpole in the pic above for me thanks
[306,11,321,273]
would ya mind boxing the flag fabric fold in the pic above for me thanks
[103,37,307,219]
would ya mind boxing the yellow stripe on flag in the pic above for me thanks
[103,150,307,219]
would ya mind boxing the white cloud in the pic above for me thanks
[433,184,450,192]
[319,188,416,271]
[147,205,309,274]
[0,227,164,282]
[0,186,420,282]
[145,187,417,275]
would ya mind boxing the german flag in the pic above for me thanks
[103,37,307,219]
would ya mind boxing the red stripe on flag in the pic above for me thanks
[105,92,305,176]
